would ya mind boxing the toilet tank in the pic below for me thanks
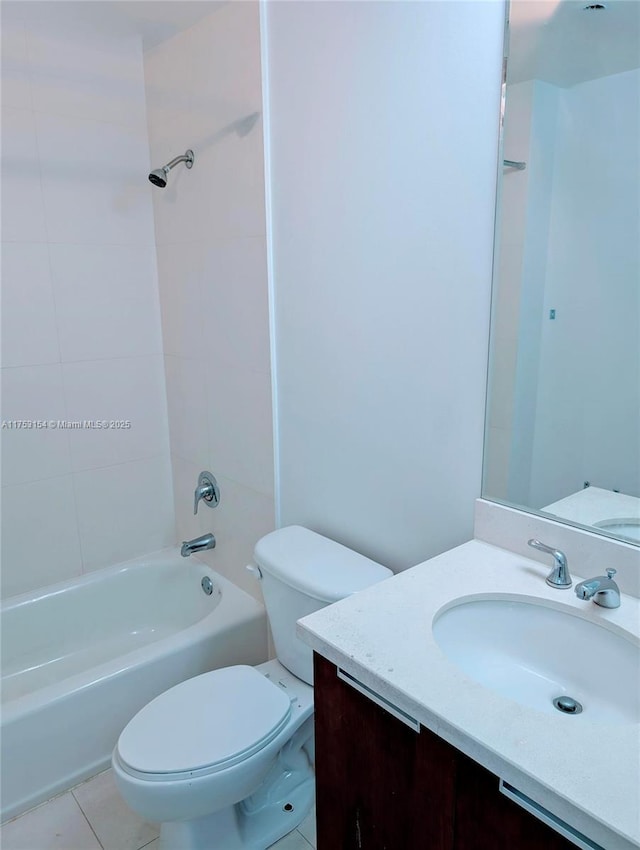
[253,526,392,685]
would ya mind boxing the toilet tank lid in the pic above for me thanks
[254,526,392,603]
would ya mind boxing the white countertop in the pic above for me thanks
[297,540,640,850]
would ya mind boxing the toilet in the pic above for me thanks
[112,525,392,850]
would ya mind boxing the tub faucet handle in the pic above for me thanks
[194,471,220,515]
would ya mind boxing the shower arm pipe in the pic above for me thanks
[504,159,526,170]
[162,150,194,174]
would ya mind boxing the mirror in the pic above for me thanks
[483,0,640,544]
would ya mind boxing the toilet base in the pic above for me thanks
[158,716,315,850]
[158,776,314,850]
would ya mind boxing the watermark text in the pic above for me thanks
[2,420,132,430]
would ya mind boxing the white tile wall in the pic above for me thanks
[26,30,147,129]
[191,470,276,603]
[36,111,154,246]
[1,21,33,110]
[74,456,174,573]
[206,363,274,497]
[1,106,48,242]
[1,243,60,368]
[170,437,276,605]
[1,475,83,598]
[63,356,169,471]
[163,355,209,468]
[2,4,271,603]
[201,236,270,372]
[49,244,162,363]
[155,241,206,360]
[1,22,174,599]
[145,1,275,598]
[1,365,72,486]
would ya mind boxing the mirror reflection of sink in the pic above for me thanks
[593,518,640,544]
[433,597,639,724]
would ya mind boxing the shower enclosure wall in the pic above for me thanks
[0,0,274,604]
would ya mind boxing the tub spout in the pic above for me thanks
[181,533,216,557]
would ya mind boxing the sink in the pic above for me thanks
[433,597,639,723]
[593,518,640,544]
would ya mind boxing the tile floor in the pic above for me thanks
[1,769,317,850]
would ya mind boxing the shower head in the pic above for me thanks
[148,149,194,188]
[148,168,168,188]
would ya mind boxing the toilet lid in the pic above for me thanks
[116,666,292,777]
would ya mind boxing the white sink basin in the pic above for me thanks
[593,518,640,543]
[433,597,639,724]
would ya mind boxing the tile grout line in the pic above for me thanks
[296,828,316,849]
[70,789,105,850]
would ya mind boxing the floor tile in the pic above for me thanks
[1,792,101,850]
[297,805,316,847]
[72,769,159,850]
[269,828,314,849]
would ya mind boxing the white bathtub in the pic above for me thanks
[1,549,268,822]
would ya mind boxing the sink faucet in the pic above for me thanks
[181,533,216,558]
[527,539,572,588]
[575,569,620,609]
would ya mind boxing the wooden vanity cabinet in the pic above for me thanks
[313,654,576,850]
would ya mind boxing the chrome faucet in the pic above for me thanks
[527,539,572,588]
[575,569,620,609]
[181,533,216,558]
[194,471,220,515]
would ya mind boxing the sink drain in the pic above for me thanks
[553,696,583,715]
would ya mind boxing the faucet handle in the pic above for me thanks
[606,568,617,580]
[527,539,572,589]
[193,471,220,515]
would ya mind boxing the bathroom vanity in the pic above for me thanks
[312,653,574,850]
[297,534,640,850]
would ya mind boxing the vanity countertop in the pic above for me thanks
[296,539,640,850]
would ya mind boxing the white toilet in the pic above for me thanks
[112,525,392,850]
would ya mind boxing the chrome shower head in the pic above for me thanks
[148,149,194,188]
[148,168,168,188]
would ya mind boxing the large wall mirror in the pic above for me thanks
[483,0,639,544]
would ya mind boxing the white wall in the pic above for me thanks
[143,2,274,601]
[530,68,640,505]
[1,19,174,597]
[262,1,505,569]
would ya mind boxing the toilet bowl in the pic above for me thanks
[113,526,392,850]
[113,660,314,850]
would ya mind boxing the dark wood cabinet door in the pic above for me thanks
[454,755,577,850]
[313,653,456,850]
[314,654,580,850]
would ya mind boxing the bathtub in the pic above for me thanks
[1,549,268,822]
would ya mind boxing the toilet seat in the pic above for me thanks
[115,666,292,781]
